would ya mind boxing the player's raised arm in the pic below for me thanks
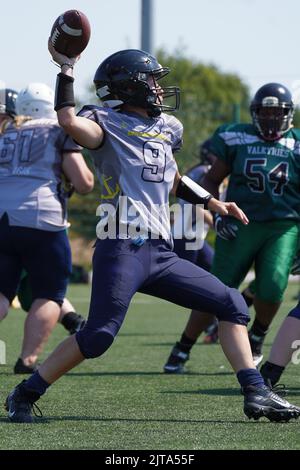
[48,40,104,149]
[172,171,248,225]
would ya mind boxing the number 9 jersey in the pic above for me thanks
[210,122,300,221]
[78,105,183,240]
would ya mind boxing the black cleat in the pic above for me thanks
[5,381,42,423]
[14,358,37,375]
[163,344,189,374]
[243,385,300,422]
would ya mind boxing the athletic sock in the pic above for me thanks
[61,311,83,332]
[260,361,285,387]
[24,371,50,396]
[177,333,197,353]
[237,368,265,389]
[249,318,268,340]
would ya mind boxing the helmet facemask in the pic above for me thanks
[0,89,18,118]
[251,96,294,141]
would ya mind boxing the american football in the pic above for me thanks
[50,10,91,58]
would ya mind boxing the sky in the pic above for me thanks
[2,0,300,103]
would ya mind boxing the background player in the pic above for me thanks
[164,139,255,373]
[14,270,86,373]
[260,301,300,387]
[0,82,93,373]
[172,83,300,369]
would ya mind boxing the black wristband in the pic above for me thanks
[176,176,213,209]
[54,73,75,111]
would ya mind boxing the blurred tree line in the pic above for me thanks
[68,49,300,243]
[156,49,250,173]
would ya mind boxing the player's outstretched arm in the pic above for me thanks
[207,199,249,225]
[48,40,103,149]
[172,171,248,225]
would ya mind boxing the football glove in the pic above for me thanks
[291,252,300,275]
[214,214,238,240]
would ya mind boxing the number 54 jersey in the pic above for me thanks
[78,106,183,239]
[211,122,300,222]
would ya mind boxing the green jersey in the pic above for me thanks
[210,123,300,221]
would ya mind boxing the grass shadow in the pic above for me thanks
[64,371,233,377]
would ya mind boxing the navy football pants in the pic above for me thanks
[0,213,71,305]
[173,238,214,271]
[76,238,249,358]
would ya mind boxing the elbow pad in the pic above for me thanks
[176,175,213,209]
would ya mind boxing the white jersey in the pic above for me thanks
[0,118,81,231]
[78,106,183,240]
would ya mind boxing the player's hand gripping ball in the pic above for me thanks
[50,10,91,58]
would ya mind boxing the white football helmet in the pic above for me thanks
[16,83,56,119]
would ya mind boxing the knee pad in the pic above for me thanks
[76,328,114,359]
[288,302,300,320]
[217,287,250,326]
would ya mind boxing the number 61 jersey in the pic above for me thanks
[78,106,183,240]
[211,122,300,222]
[0,118,81,230]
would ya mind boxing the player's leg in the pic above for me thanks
[142,254,254,371]
[15,228,72,371]
[142,246,300,421]
[249,220,300,366]
[17,271,86,336]
[164,240,217,373]
[19,299,60,368]
[59,298,86,335]
[0,214,23,321]
[6,238,148,422]
[260,303,300,386]
[249,298,281,366]
[164,237,204,373]
[196,241,219,344]
[164,310,215,373]
[164,223,255,373]
[241,279,256,307]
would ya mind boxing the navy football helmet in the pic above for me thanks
[250,83,294,141]
[0,88,18,117]
[93,49,180,117]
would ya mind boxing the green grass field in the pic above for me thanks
[1,282,300,450]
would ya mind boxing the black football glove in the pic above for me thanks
[214,214,238,240]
